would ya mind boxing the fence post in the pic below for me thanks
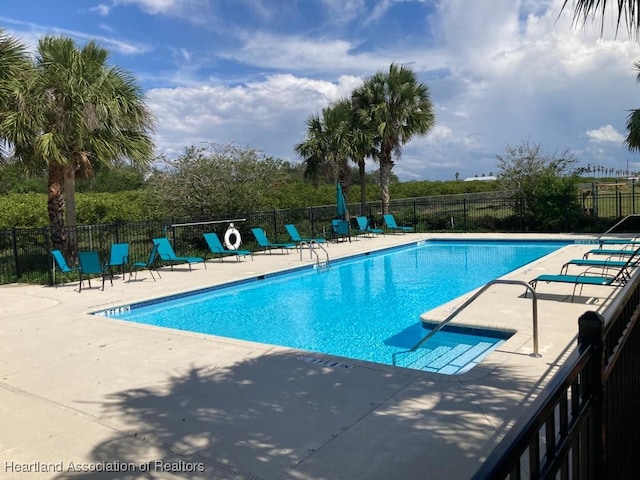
[617,190,622,218]
[463,198,467,231]
[272,209,278,242]
[413,200,417,231]
[11,227,20,281]
[45,227,53,285]
[578,310,605,479]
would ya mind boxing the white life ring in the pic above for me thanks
[224,224,242,250]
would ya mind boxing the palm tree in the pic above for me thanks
[0,29,32,162]
[333,98,376,216]
[10,36,155,254]
[352,63,435,214]
[561,1,640,38]
[295,103,353,218]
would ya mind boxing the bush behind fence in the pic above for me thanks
[0,191,636,285]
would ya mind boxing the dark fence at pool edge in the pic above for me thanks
[0,189,639,285]
[470,273,640,480]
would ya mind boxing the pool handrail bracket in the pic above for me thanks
[392,279,540,367]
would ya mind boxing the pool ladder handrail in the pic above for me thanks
[597,213,640,241]
[392,279,540,367]
[299,240,329,268]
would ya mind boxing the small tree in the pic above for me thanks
[496,142,580,231]
[148,143,288,218]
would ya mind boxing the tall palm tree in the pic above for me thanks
[625,61,640,151]
[295,103,353,218]
[332,98,376,216]
[0,29,32,162]
[11,36,155,254]
[353,63,435,214]
[561,1,640,38]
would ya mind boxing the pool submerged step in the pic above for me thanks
[403,341,497,374]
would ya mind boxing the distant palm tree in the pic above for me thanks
[352,63,435,214]
[561,0,640,38]
[8,36,155,254]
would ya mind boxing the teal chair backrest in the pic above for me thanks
[284,224,302,242]
[109,243,129,267]
[152,237,178,260]
[78,251,104,274]
[251,228,270,246]
[332,220,349,235]
[383,214,398,228]
[203,232,224,253]
[52,250,76,273]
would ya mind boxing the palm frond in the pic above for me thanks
[562,0,640,38]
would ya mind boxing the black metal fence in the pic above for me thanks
[1,190,639,285]
[470,272,640,479]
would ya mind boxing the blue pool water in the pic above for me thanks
[99,240,566,373]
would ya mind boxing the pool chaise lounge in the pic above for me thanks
[561,258,638,275]
[528,271,628,302]
[584,248,639,259]
[598,238,640,248]
[354,216,384,237]
[152,237,206,271]
[251,228,297,254]
[383,214,414,233]
[203,232,253,262]
[284,224,327,247]
[529,253,635,301]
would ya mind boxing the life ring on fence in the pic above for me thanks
[224,223,242,250]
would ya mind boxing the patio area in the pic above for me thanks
[0,233,624,480]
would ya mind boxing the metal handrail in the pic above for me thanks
[598,214,640,240]
[299,240,329,268]
[392,279,540,366]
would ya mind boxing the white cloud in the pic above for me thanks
[586,125,625,144]
[146,74,363,160]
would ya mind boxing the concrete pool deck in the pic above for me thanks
[0,233,630,479]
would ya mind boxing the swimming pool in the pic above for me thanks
[98,240,566,373]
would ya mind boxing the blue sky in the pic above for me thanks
[2,0,640,181]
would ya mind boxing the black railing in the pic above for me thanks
[1,190,639,285]
[470,271,640,479]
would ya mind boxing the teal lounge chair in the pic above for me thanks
[203,232,252,262]
[583,248,639,259]
[107,242,129,281]
[152,237,206,271]
[251,228,296,254]
[51,249,79,285]
[383,214,414,233]
[78,251,112,292]
[529,260,632,302]
[561,247,640,275]
[284,224,327,246]
[355,216,384,237]
[129,243,161,281]
[598,238,640,248]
